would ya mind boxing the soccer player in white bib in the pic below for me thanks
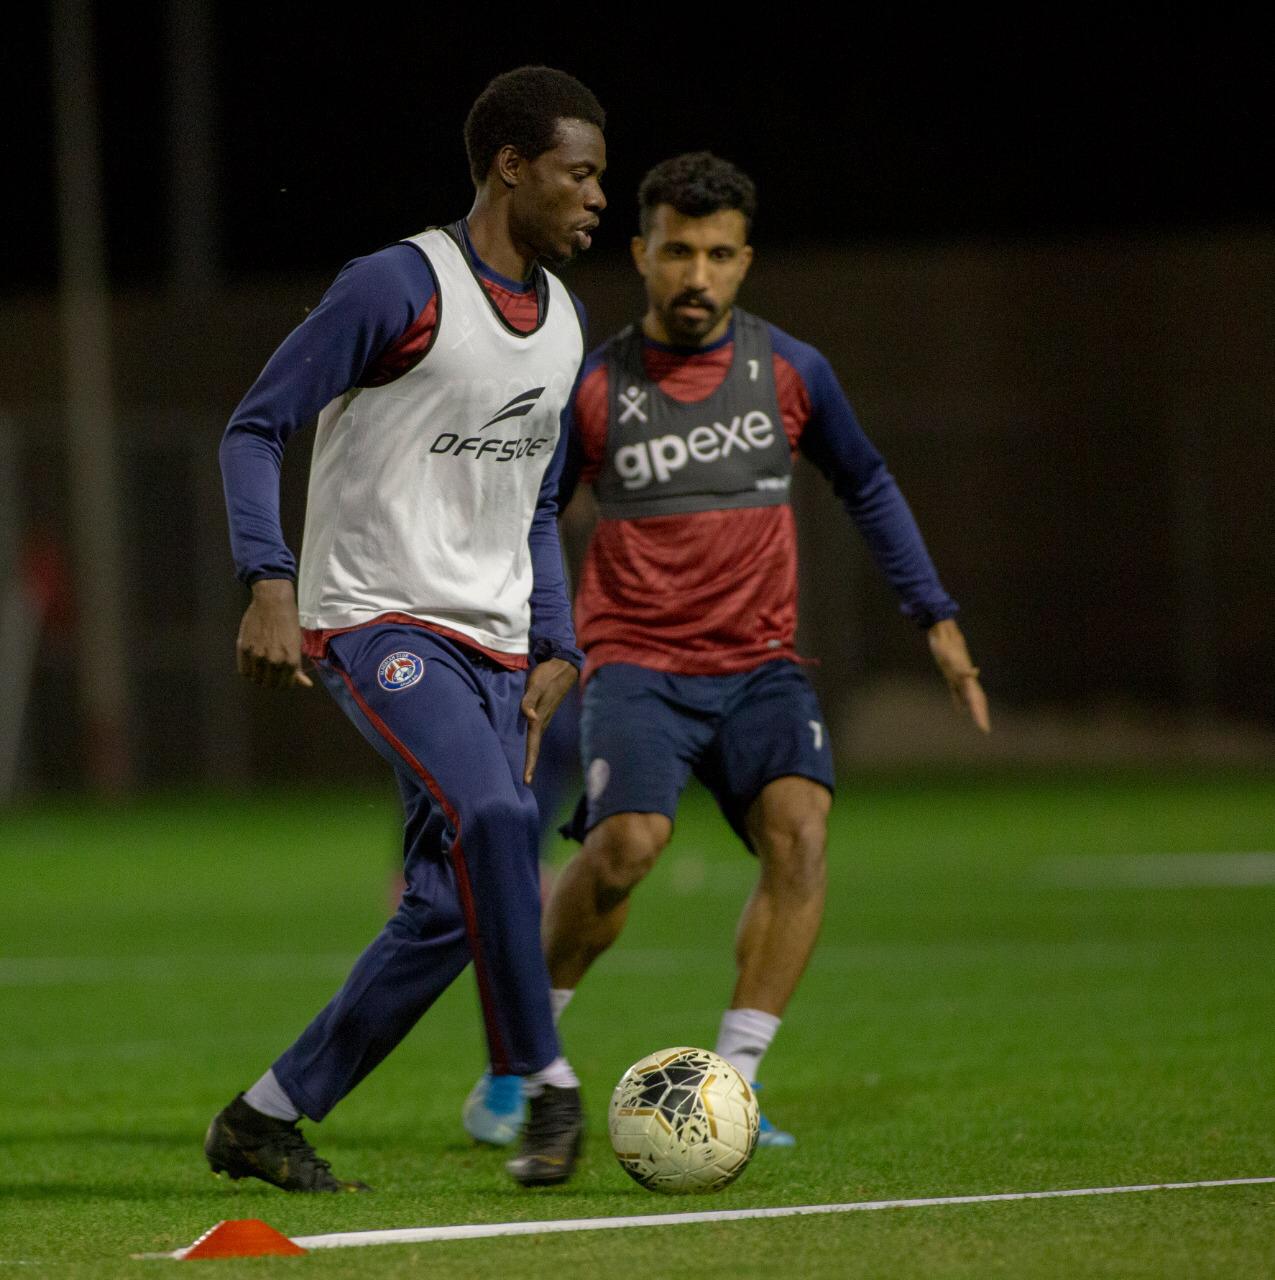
[464,152,989,1149]
[206,67,606,1192]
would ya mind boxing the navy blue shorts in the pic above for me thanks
[567,659,834,852]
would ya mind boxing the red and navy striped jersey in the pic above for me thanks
[566,320,958,680]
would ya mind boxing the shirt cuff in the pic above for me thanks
[531,637,585,670]
[901,600,960,629]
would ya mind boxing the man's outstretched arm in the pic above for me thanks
[784,333,990,732]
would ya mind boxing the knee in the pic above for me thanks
[582,813,670,898]
[453,788,537,880]
[756,812,828,896]
[464,792,538,848]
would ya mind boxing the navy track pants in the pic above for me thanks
[271,624,558,1121]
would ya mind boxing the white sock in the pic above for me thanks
[715,1008,781,1083]
[523,1055,579,1097]
[243,1068,301,1122]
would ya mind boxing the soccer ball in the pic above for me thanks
[608,1047,759,1194]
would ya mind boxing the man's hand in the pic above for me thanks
[521,658,579,784]
[236,578,313,689]
[927,618,990,732]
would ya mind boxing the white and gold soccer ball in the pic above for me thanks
[608,1046,759,1194]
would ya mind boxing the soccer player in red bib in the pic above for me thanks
[205,67,606,1192]
[464,152,989,1148]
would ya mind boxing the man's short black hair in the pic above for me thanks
[464,66,605,185]
[637,151,757,235]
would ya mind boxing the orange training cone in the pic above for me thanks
[177,1219,306,1259]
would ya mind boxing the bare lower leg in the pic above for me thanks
[731,777,830,1015]
[542,853,634,988]
[543,812,672,990]
[731,875,825,1013]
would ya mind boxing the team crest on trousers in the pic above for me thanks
[377,651,425,691]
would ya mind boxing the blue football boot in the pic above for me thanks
[462,1071,525,1146]
[752,1082,796,1148]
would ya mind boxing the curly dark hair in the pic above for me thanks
[464,66,605,185]
[637,151,757,235]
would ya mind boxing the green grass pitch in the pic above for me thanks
[2,773,1274,1277]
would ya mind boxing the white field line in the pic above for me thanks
[1039,852,1275,889]
[280,1178,1275,1252]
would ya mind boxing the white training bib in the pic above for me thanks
[297,227,583,655]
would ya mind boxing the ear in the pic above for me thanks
[630,235,649,277]
[738,243,755,282]
[493,144,522,190]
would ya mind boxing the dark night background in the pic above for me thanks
[3,7,1273,791]
[6,11,1272,288]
